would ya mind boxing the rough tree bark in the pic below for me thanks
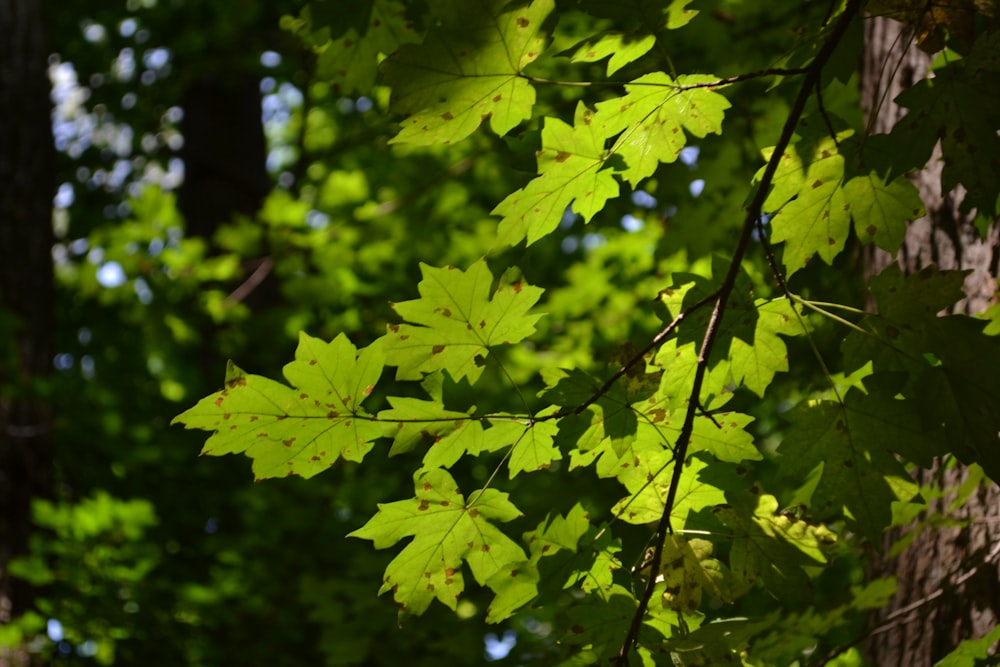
[0,1,55,666]
[861,16,1000,666]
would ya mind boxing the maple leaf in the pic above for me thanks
[613,452,726,528]
[844,266,1000,479]
[381,260,544,383]
[843,171,925,252]
[383,0,554,145]
[654,535,729,613]
[494,103,620,246]
[304,0,422,95]
[172,333,383,480]
[349,467,526,615]
[890,32,1000,217]
[768,145,849,277]
[658,261,803,397]
[486,504,591,622]
[716,492,835,598]
[597,73,730,186]
[506,414,562,478]
[776,387,928,541]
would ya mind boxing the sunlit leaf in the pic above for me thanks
[383,0,554,145]
[350,468,526,615]
[172,334,383,480]
[494,103,619,245]
[382,260,544,383]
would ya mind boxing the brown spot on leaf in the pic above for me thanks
[828,237,836,245]
[432,344,445,354]
[512,282,523,293]
[481,544,491,552]
[469,508,480,518]
[516,17,529,27]
[388,323,400,332]
[283,438,296,447]
[441,112,454,121]
[249,415,258,422]
[308,359,318,366]
[649,408,666,423]
[310,455,320,462]
[866,224,877,236]
[439,500,450,507]
[299,392,309,399]
[227,376,247,388]
[214,397,224,407]
[418,500,430,511]
[555,151,571,163]
[327,411,338,419]
[812,179,824,189]
[363,384,375,396]
[493,94,502,103]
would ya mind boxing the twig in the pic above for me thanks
[226,256,274,306]
[526,66,808,91]
[614,1,865,662]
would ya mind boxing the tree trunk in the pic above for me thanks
[861,17,1000,666]
[0,1,55,665]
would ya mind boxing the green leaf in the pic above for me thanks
[658,263,803,397]
[567,31,656,76]
[655,535,729,613]
[507,415,561,478]
[777,388,924,541]
[613,453,726,528]
[382,0,554,145]
[349,467,526,615]
[769,146,849,276]
[382,260,544,383]
[716,493,834,597]
[597,73,730,186]
[843,171,924,253]
[172,333,383,480]
[494,103,620,246]
[486,504,591,622]
[377,397,516,467]
[935,624,1000,667]
[891,32,1000,217]
[845,266,1000,479]
[306,0,422,95]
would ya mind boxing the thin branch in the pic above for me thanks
[525,66,809,91]
[614,1,865,662]
[226,256,275,306]
[814,78,841,148]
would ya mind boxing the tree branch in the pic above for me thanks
[614,0,865,662]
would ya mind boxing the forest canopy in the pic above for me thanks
[3,1,1000,665]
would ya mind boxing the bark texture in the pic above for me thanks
[0,1,55,665]
[861,17,1000,666]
